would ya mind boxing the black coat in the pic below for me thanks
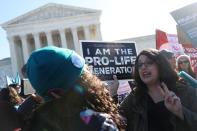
[0,101,23,131]
[120,82,197,131]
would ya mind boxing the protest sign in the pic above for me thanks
[80,41,137,80]
[182,44,197,71]
[171,2,197,47]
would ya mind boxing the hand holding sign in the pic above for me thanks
[161,82,184,120]
[109,75,119,96]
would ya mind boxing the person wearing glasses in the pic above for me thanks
[177,55,196,79]
[120,48,197,131]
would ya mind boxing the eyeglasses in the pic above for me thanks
[137,60,154,69]
[178,60,189,65]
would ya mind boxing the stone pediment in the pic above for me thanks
[2,3,100,27]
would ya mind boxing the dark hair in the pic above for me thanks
[134,49,178,102]
[160,49,174,59]
[0,87,23,106]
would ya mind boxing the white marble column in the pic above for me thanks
[71,27,79,53]
[84,25,91,40]
[46,31,53,46]
[20,34,29,63]
[33,32,41,49]
[59,29,67,48]
[95,23,102,40]
[7,36,18,76]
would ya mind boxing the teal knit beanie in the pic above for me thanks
[26,46,85,97]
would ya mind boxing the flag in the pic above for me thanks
[156,29,184,56]
[156,29,168,49]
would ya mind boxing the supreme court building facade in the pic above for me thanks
[2,3,102,76]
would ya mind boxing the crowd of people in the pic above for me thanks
[0,46,196,131]
[159,49,197,86]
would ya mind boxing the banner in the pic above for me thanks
[182,44,197,70]
[80,41,137,80]
[156,29,184,56]
[171,2,197,47]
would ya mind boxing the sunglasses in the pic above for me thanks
[178,60,189,65]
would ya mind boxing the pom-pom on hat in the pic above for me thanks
[26,46,85,97]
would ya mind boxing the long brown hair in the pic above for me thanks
[134,49,178,102]
[77,69,126,130]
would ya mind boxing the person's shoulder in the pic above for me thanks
[120,91,136,110]
[176,81,188,88]
[176,81,195,90]
[175,82,197,99]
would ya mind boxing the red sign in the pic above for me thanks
[182,44,197,68]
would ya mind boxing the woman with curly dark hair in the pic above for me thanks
[120,48,197,131]
[25,46,125,131]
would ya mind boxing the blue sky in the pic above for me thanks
[0,0,196,60]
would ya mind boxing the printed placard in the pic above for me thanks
[80,41,137,80]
